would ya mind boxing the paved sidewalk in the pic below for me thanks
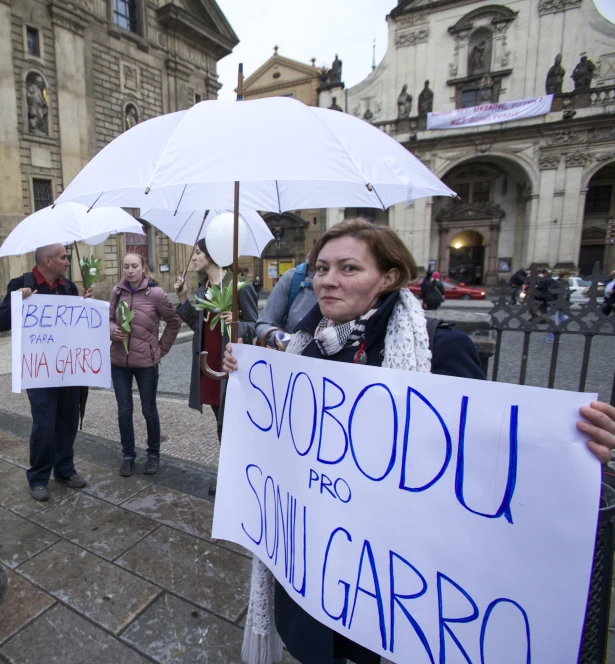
[0,410,297,663]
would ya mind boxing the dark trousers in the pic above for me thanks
[111,364,160,459]
[26,386,80,486]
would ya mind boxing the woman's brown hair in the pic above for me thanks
[309,218,417,294]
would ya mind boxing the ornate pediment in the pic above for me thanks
[448,5,518,35]
[243,54,320,94]
[157,1,238,60]
[436,201,505,223]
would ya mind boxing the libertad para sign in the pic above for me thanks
[11,292,111,392]
[212,344,600,663]
[427,95,553,130]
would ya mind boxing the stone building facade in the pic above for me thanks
[0,0,238,296]
[324,0,615,285]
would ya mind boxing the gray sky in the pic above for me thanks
[216,0,615,101]
[216,0,392,100]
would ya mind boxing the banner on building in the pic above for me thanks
[11,292,111,392]
[427,94,553,130]
[212,344,599,664]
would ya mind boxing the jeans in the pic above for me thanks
[112,364,160,459]
[26,386,80,486]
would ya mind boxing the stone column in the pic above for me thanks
[50,4,90,187]
[438,226,450,276]
[484,223,500,285]
[0,1,26,286]
[559,154,587,268]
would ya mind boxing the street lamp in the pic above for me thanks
[273,227,284,284]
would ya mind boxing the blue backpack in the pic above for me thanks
[283,263,311,326]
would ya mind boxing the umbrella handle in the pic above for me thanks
[200,351,228,381]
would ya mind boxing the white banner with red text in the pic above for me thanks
[11,292,111,392]
[427,95,553,130]
[212,343,599,664]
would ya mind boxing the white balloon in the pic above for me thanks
[205,212,248,267]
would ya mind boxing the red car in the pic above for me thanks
[409,278,487,300]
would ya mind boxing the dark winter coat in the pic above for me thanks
[275,290,485,664]
[176,272,258,412]
[0,273,78,332]
[109,279,181,368]
[421,277,445,306]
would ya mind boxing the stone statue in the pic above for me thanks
[26,74,48,135]
[363,107,373,121]
[124,105,138,131]
[397,84,412,118]
[329,96,343,112]
[545,54,565,94]
[571,54,596,91]
[329,54,342,84]
[418,80,433,115]
[469,40,487,74]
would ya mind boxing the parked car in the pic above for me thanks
[519,276,598,302]
[409,278,487,300]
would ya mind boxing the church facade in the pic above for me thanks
[324,0,615,284]
[0,0,238,296]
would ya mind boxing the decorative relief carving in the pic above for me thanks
[120,62,140,94]
[591,151,615,164]
[538,0,582,15]
[545,130,585,145]
[595,53,615,85]
[588,127,615,143]
[394,13,428,28]
[539,154,560,170]
[395,28,429,48]
[565,152,589,168]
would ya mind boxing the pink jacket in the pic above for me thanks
[109,279,181,368]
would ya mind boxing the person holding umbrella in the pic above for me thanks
[174,239,258,494]
[0,244,92,501]
[110,253,181,477]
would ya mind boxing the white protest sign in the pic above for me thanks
[427,95,553,130]
[212,344,600,664]
[11,292,111,392]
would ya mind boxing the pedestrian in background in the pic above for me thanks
[174,239,258,494]
[110,253,181,477]
[252,275,262,294]
[0,243,91,501]
[509,266,528,304]
[421,269,445,310]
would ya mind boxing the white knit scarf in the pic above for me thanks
[242,290,431,664]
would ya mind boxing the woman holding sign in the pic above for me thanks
[223,218,615,664]
[110,253,181,477]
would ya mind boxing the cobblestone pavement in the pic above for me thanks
[0,425,298,663]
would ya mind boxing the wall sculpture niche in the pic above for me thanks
[25,71,49,136]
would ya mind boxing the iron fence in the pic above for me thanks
[489,263,615,404]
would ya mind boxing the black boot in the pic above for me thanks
[144,456,159,475]
[119,458,134,476]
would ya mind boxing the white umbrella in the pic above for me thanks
[55,96,455,213]
[0,202,144,257]
[140,208,274,257]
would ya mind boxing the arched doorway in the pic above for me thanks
[580,162,615,276]
[432,157,533,286]
[449,230,485,284]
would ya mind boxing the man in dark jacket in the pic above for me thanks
[0,243,91,502]
[509,267,528,304]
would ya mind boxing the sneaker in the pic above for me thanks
[29,485,49,502]
[143,456,159,475]
[54,474,87,489]
[119,459,135,477]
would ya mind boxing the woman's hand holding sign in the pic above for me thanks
[578,402,615,464]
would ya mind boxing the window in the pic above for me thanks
[450,180,491,204]
[313,217,317,225]
[26,27,40,57]
[461,90,479,109]
[113,0,138,33]
[194,93,202,105]
[32,178,52,211]
[585,185,612,215]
